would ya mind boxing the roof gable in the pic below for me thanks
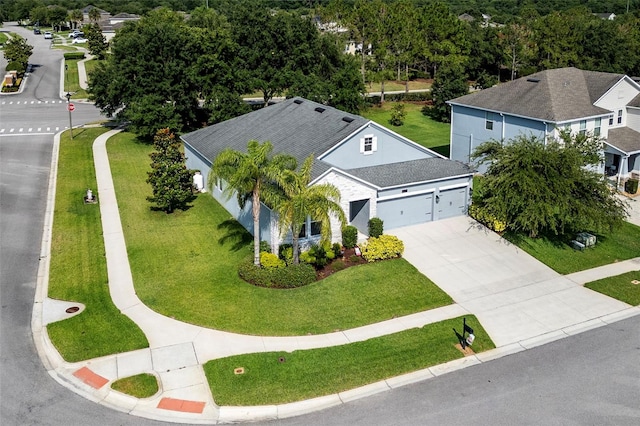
[181,98,369,170]
[448,67,620,122]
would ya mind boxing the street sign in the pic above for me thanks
[68,103,75,112]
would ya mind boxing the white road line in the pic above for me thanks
[31,101,35,104]
[0,129,4,133]
[55,127,59,131]
[0,132,55,137]
[9,101,13,104]
[37,128,41,131]
[38,101,42,104]
[9,129,14,132]
[46,127,50,131]
[28,128,32,132]
[18,128,23,132]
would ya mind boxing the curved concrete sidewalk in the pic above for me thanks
[32,129,640,424]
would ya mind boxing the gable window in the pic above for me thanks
[617,110,623,124]
[360,134,377,155]
[594,118,601,136]
[485,112,494,130]
[579,120,586,136]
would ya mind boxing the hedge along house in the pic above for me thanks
[181,97,473,250]
[447,67,640,187]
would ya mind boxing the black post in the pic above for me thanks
[65,92,73,139]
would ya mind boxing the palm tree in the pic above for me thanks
[208,140,296,266]
[88,7,101,24]
[275,155,346,264]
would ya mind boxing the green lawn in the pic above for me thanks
[361,102,450,156]
[63,58,88,99]
[0,32,9,46]
[46,128,148,362]
[111,373,159,398]
[365,79,432,93]
[107,132,453,335]
[504,221,640,275]
[204,315,493,406]
[585,271,640,306]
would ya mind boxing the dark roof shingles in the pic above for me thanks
[607,127,640,154]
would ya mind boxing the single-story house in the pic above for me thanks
[447,67,640,187]
[181,97,473,248]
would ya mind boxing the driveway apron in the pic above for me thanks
[391,217,632,347]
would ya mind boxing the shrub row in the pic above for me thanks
[64,52,86,60]
[238,256,316,289]
[365,92,432,105]
[468,204,507,233]
[360,235,404,262]
[625,179,639,194]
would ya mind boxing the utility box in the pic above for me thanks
[3,74,14,87]
[576,232,596,248]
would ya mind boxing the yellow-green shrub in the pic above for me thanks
[360,235,404,262]
[260,251,285,270]
[468,204,507,233]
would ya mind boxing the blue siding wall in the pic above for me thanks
[377,176,471,198]
[322,123,433,169]
[451,105,547,169]
[184,143,273,242]
[631,154,640,172]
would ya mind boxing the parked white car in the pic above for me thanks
[69,30,84,38]
[72,38,87,44]
[43,32,53,39]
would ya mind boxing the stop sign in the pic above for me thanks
[68,103,75,112]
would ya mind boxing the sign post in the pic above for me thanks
[65,93,73,139]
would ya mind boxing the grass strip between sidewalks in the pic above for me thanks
[108,132,453,335]
[46,128,148,362]
[204,315,493,406]
[585,271,640,306]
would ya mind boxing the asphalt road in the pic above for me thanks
[1,22,639,426]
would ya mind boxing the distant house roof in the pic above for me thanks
[607,127,640,154]
[82,5,109,15]
[181,97,472,187]
[448,67,624,122]
[594,13,616,20]
[458,13,475,22]
[110,13,139,19]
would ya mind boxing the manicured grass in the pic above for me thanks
[111,373,159,398]
[0,32,9,46]
[46,128,148,362]
[63,58,88,99]
[107,132,453,335]
[204,315,493,406]
[504,221,640,275]
[84,58,99,78]
[585,271,640,306]
[361,102,451,156]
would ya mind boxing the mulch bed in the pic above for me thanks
[314,247,368,280]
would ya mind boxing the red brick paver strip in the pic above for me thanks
[72,366,109,389]
[157,397,206,413]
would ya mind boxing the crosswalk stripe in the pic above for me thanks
[37,128,41,131]
[9,129,14,132]
[19,128,23,132]
[47,127,50,131]
[28,128,32,132]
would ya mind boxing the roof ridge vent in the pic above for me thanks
[314,107,326,113]
[342,116,354,123]
[293,99,303,104]
[526,78,540,83]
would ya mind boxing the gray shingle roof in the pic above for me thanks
[629,93,640,108]
[345,158,473,188]
[181,97,368,174]
[607,127,640,154]
[448,67,623,122]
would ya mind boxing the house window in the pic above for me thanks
[617,110,622,124]
[594,118,601,136]
[360,134,377,155]
[215,178,223,191]
[485,112,494,130]
[579,120,586,136]
[609,115,614,126]
[299,220,322,238]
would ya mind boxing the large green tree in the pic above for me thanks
[3,35,32,72]
[471,133,628,238]
[85,23,108,60]
[423,64,468,123]
[89,8,239,139]
[208,141,297,266]
[275,156,346,265]
[146,128,195,213]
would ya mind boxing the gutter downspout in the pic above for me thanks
[500,113,505,142]
[543,122,548,145]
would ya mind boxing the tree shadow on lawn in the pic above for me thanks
[217,218,253,251]
[430,144,449,157]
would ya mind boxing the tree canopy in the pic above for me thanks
[208,141,297,266]
[471,134,628,238]
[2,35,32,73]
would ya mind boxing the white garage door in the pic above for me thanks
[437,187,467,219]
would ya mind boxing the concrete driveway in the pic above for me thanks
[391,217,633,347]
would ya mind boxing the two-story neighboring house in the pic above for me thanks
[181,97,473,249]
[447,67,640,186]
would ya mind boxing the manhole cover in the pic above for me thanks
[66,306,80,313]
[234,367,244,375]
[631,280,640,285]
